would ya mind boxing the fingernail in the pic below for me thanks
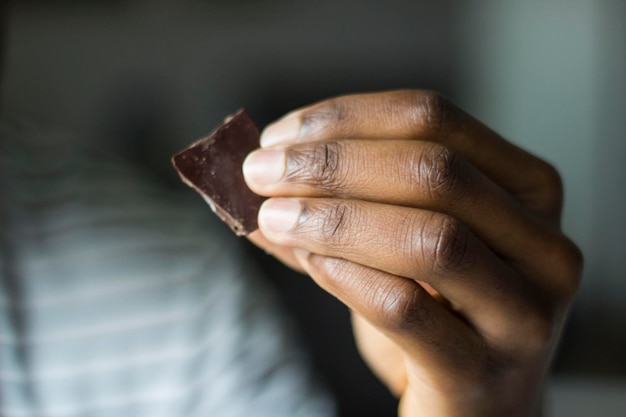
[260,116,301,147]
[258,198,301,234]
[243,149,286,185]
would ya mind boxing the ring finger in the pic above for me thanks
[258,197,544,349]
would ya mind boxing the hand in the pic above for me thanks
[243,91,582,417]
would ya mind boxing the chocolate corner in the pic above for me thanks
[172,109,266,236]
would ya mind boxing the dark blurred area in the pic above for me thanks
[1,0,625,416]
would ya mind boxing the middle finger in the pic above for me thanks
[244,139,559,268]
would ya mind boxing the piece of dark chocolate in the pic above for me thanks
[172,109,265,236]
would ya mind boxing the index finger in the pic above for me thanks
[260,90,563,222]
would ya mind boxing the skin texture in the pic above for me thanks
[243,90,583,417]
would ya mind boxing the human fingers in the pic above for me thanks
[295,250,564,416]
[244,139,560,278]
[351,312,408,397]
[259,197,548,350]
[292,250,486,394]
[260,90,563,221]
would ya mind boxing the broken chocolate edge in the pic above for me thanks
[171,109,264,236]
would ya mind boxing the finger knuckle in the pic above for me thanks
[313,256,354,292]
[542,164,564,196]
[536,163,564,212]
[410,90,459,134]
[521,309,554,353]
[551,238,584,298]
[286,141,345,191]
[318,200,357,243]
[314,142,343,190]
[412,144,472,200]
[301,98,348,137]
[427,214,474,274]
[376,285,429,332]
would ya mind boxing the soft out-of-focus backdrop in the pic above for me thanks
[2,0,625,416]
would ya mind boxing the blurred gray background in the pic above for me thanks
[2,0,625,416]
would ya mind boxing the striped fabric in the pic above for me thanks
[0,119,336,417]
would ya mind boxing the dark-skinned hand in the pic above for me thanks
[243,90,582,417]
